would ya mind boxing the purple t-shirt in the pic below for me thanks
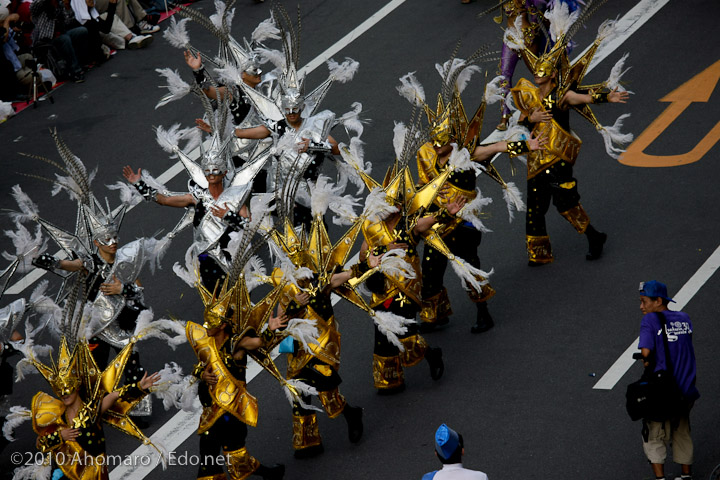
[638,310,699,401]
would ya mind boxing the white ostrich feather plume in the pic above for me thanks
[435,58,481,94]
[9,185,39,224]
[106,181,143,207]
[396,72,425,106]
[503,16,526,51]
[29,280,61,322]
[155,123,185,156]
[596,17,620,45]
[173,244,200,288]
[371,310,415,351]
[598,113,634,159]
[162,17,190,49]
[448,143,483,175]
[449,257,493,293]
[2,223,46,273]
[392,121,407,159]
[51,166,97,202]
[502,181,526,222]
[214,63,244,88]
[484,75,507,105]
[544,0,579,42]
[10,459,52,480]
[327,57,359,84]
[604,52,632,92]
[155,68,192,108]
[137,170,170,196]
[209,0,231,30]
[252,14,280,43]
[362,187,398,223]
[244,255,267,292]
[248,192,275,231]
[335,102,365,138]
[133,311,186,349]
[458,189,493,232]
[285,318,320,352]
[256,47,285,71]
[3,405,31,441]
[283,379,322,412]
[152,362,186,410]
[15,319,53,382]
[378,249,416,279]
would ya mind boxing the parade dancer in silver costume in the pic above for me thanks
[21,130,174,426]
[124,97,270,292]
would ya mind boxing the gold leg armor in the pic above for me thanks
[399,334,429,367]
[197,475,228,480]
[559,204,590,234]
[372,354,404,390]
[318,388,347,419]
[526,235,553,264]
[420,288,453,326]
[468,278,496,303]
[224,447,259,480]
[292,413,322,450]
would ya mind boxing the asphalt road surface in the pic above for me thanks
[1,1,719,479]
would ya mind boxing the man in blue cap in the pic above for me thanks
[637,281,699,480]
[422,424,488,479]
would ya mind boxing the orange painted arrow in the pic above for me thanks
[619,59,720,167]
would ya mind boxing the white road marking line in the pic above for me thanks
[593,244,720,390]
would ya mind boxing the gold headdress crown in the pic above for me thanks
[33,337,82,397]
[197,276,237,330]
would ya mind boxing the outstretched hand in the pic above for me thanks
[123,166,142,183]
[608,87,630,104]
[447,198,467,215]
[527,133,548,151]
[139,371,161,391]
[184,50,202,70]
[195,119,212,133]
[268,314,288,331]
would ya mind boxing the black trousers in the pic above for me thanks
[526,161,581,237]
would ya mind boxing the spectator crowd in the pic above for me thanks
[0,0,165,104]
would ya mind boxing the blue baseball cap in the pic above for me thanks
[435,424,460,460]
[639,280,675,303]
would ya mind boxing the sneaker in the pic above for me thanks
[127,34,153,50]
[72,71,85,83]
[136,20,160,34]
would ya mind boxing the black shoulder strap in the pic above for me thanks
[656,311,673,371]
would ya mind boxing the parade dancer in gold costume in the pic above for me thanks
[506,1,632,265]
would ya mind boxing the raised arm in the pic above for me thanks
[123,166,195,208]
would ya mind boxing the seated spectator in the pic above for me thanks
[30,0,89,82]
[1,5,31,99]
[93,0,158,36]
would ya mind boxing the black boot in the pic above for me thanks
[471,302,494,334]
[425,347,444,380]
[585,224,607,261]
[342,405,364,443]
[293,444,324,459]
[255,463,285,480]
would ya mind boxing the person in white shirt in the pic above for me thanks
[422,424,489,480]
